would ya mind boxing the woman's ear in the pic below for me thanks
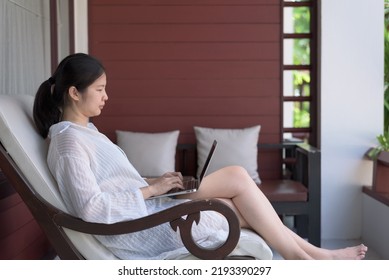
[68,86,80,101]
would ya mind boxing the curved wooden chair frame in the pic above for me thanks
[0,142,240,260]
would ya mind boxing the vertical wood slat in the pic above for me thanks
[69,0,75,54]
[50,0,58,71]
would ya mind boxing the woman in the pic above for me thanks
[33,53,367,260]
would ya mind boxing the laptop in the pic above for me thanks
[148,140,217,199]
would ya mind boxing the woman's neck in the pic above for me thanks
[61,109,89,127]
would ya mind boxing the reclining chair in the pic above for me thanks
[0,94,273,260]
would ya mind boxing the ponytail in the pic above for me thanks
[33,78,62,138]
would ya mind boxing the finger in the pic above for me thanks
[169,177,183,188]
[174,182,184,189]
[162,172,173,178]
[176,176,183,186]
[168,171,183,179]
[165,173,182,182]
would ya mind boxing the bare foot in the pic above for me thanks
[329,244,368,260]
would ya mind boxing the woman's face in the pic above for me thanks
[76,73,108,119]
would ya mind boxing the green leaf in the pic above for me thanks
[367,147,383,159]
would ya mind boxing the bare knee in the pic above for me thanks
[222,165,250,178]
[219,165,253,188]
[194,165,256,199]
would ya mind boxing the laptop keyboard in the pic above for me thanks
[183,178,197,190]
[166,177,197,194]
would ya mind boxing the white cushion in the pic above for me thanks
[0,95,67,212]
[173,229,273,260]
[116,130,179,177]
[230,228,272,259]
[194,126,261,183]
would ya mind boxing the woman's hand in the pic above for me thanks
[141,172,184,198]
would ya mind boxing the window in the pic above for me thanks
[282,0,318,146]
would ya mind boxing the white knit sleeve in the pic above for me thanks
[54,155,148,224]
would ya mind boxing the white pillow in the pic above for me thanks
[194,126,261,184]
[116,130,179,177]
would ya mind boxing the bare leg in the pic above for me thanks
[180,166,312,259]
[178,166,367,260]
[285,227,367,260]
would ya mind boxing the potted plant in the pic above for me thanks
[367,130,389,159]
[367,130,389,193]
[384,2,389,131]
[367,3,389,193]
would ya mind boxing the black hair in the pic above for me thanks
[33,53,105,138]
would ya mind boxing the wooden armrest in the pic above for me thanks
[53,199,240,260]
[258,142,318,152]
[296,142,320,155]
[257,141,320,195]
[294,143,320,180]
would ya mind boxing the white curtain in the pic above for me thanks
[0,0,51,96]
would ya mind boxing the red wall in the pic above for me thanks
[88,0,282,179]
[0,172,51,259]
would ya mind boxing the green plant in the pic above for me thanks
[384,11,389,131]
[292,7,310,128]
[368,2,389,159]
[367,129,389,159]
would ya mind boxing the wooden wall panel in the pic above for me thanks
[88,0,282,179]
[96,42,279,61]
[107,79,279,98]
[0,172,51,259]
[91,5,279,24]
[91,0,279,6]
[93,24,279,42]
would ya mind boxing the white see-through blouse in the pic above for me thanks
[47,121,228,259]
